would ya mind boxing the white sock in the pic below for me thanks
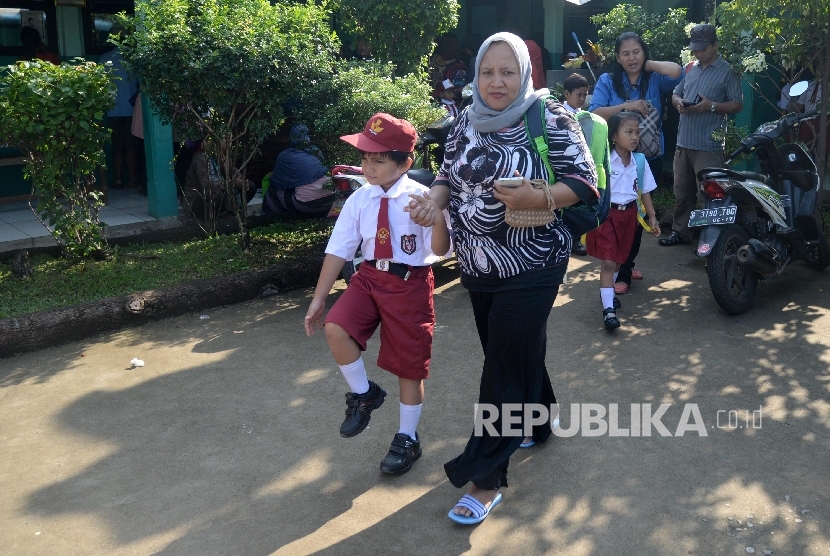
[398,403,422,439]
[339,358,370,394]
[601,287,615,310]
[613,271,619,283]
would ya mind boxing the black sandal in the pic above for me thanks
[658,231,689,246]
[603,307,620,330]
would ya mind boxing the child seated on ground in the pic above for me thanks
[303,113,452,475]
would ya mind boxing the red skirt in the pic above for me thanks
[585,205,638,264]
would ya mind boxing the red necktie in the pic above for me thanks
[375,196,393,259]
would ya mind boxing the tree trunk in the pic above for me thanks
[0,256,324,359]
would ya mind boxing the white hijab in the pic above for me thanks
[467,32,550,133]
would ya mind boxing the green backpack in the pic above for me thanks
[524,97,611,238]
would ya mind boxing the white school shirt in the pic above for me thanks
[797,81,822,113]
[609,149,657,206]
[326,174,452,265]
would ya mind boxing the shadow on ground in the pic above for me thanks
[3,244,829,554]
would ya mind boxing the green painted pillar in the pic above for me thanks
[141,94,178,218]
[736,74,754,133]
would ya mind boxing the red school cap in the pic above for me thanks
[340,112,417,153]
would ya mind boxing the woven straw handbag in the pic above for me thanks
[504,179,557,227]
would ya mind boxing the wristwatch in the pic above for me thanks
[710,101,718,113]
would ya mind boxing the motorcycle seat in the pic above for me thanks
[407,168,436,187]
[735,171,773,186]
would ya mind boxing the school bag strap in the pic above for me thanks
[632,152,653,233]
[523,96,611,238]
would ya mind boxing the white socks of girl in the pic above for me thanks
[600,287,616,311]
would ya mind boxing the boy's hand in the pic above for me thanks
[648,214,661,237]
[405,191,440,227]
[304,299,326,336]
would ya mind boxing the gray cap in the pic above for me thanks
[689,24,717,50]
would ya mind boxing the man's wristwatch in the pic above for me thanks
[710,101,718,113]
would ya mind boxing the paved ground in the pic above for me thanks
[1,238,829,555]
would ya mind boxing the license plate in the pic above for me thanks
[327,198,347,218]
[688,206,737,227]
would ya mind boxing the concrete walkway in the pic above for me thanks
[0,188,263,256]
[1,239,828,555]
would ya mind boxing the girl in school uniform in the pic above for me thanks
[586,112,661,330]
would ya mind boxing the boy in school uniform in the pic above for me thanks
[562,72,591,256]
[434,79,460,118]
[562,72,590,114]
[304,113,452,475]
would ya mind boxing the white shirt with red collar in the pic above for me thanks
[609,149,658,206]
[326,174,452,265]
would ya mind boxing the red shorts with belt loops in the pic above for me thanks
[324,262,435,380]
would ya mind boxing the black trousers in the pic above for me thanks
[618,156,663,285]
[444,285,559,490]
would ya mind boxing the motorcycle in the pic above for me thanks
[328,113,454,282]
[691,81,830,315]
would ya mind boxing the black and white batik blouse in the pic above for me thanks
[442,99,598,281]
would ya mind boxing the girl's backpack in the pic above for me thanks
[524,96,611,238]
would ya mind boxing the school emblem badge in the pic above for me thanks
[401,234,417,255]
[377,227,390,243]
[369,118,384,136]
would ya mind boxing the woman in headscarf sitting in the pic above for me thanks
[262,124,336,218]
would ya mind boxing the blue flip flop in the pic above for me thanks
[519,417,560,449]
[447,492,503,525]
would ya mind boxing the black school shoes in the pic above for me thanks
[340,380,386,438]
[380,432,422,475]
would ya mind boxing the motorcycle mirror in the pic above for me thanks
[789,80,809,97]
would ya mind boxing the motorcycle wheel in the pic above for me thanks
[706,224,759,315]
[340,249,364,284]
[802,232,830,271]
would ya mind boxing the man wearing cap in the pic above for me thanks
[660,24,743,247]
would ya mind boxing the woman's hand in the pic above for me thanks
[625,100,649,116]
[492,173,547,210]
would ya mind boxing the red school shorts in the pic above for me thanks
[324,263,435,380]
[585,204,638,264]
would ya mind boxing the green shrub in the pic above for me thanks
[116,0,338,241]
[296,60,445,165]
[0,60,115,258]
[591,4,689,64]
[337,0,459,76]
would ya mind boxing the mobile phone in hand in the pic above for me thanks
[681,94,702,107]
[495,177,524,188]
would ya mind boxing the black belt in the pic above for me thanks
[365,259,417,280]
[611,201,635,211]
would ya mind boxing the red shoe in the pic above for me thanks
[614,282,629,294]
[631,270,643,280]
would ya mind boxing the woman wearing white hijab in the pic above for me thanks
[409,32,598,524]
